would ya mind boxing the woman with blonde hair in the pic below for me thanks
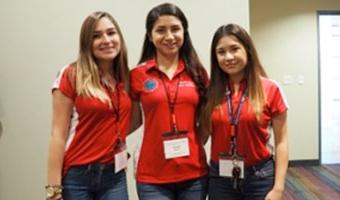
[46,11,131,200]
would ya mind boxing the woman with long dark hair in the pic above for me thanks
[130,3,208,200]
[200,24,288,200]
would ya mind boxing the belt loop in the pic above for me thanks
[87,164,92,171]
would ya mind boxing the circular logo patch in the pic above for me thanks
[144,79,158,92]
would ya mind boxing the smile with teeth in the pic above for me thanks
[100,47,115,52]
[225,61,236,67]
[164,43,176,48]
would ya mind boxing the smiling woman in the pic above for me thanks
[92,17,121,65]
[46,11,132,200]
[129,3,209,200]
[199,24,288,200]
[149,15,184,65]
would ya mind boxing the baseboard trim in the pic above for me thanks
[288,159,320,167]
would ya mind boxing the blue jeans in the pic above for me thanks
[137,176,208,200]
[62,163,128,200]
[209,157,274,200]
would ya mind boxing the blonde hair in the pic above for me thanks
[75,11,129,103]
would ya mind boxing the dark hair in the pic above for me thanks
[199,24,267,137]
[139,3,207,102]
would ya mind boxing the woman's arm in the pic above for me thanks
[128,101,142,135]
[265,111,288,200]
[46,90,73,193]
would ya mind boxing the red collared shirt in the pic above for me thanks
[210,78,288,166]
[53,65,132,176]
[130,59,208,183]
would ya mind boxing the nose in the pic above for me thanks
[101,34,111,43]
[224,52,234,60]
[165,30,175,40]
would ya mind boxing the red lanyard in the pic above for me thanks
[158,72,181,133]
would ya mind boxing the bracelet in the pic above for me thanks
[45,185,63,199]
[45,184,63,189]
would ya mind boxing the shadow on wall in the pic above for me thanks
[0,120,2,140]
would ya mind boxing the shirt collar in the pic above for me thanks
[144,58,185,75]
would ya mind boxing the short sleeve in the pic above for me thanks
[52,65,76,100]
[267,80,288,117]
[129,68,143,101]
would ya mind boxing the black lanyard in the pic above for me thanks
[158,72,181,133]
[112,85,120,123]
[104,83,121,135]
[226,85,247,156]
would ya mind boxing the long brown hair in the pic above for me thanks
[138,3,207,103]
[199,24,267,138]
[76,11,129,103]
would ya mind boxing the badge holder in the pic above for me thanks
[114,138,128,173]
[162,128,189,159]
[219,153,244,190]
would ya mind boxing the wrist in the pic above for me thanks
[272,185,284,192]
[45,184,63,200]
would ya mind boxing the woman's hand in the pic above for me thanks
[265,187,283,200]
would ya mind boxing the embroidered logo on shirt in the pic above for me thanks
[179,81,195,87]
[143,79,158,92]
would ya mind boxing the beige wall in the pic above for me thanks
[250,0,340,161]
[0,0,249,199]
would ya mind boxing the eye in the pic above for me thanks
[93,33,101,39]
[155,28,165,34]
[107,30,117,36]
[171,26,181,33]
[231,47,240,52]
[216,49,225,55]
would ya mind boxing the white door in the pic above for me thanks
[319,12,340,164]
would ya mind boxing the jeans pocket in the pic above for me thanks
[62,166,89,187]
[253,160,274,179]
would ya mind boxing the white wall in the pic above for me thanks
[250,0,340,161]
[0,0,249,199]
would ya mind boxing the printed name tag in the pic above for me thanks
[115,145,128,173]
[163,137,190,159]
[219,158,244,178]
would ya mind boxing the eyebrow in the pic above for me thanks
[94,27,116,33]
[155,24,181,28]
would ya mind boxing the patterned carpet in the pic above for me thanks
[284,164,340,200]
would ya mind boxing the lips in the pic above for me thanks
[224,61,237,68]
[163,43,177,49]
[100,46,114,50]
[99,47,117,54]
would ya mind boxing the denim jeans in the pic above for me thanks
[208,157,274,200]
[62,163,128,200]
[137,176,208,200]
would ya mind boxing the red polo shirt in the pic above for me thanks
[210,78,288,166]
[53,65,132,176]
[130,59,208,184]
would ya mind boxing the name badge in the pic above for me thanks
[163,137,190,159]
[219,157,244,178]
[114,142,128,173]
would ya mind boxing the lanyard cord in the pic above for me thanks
[158,71,181,133]
[104,83,121,135]
[226,86,247,157]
